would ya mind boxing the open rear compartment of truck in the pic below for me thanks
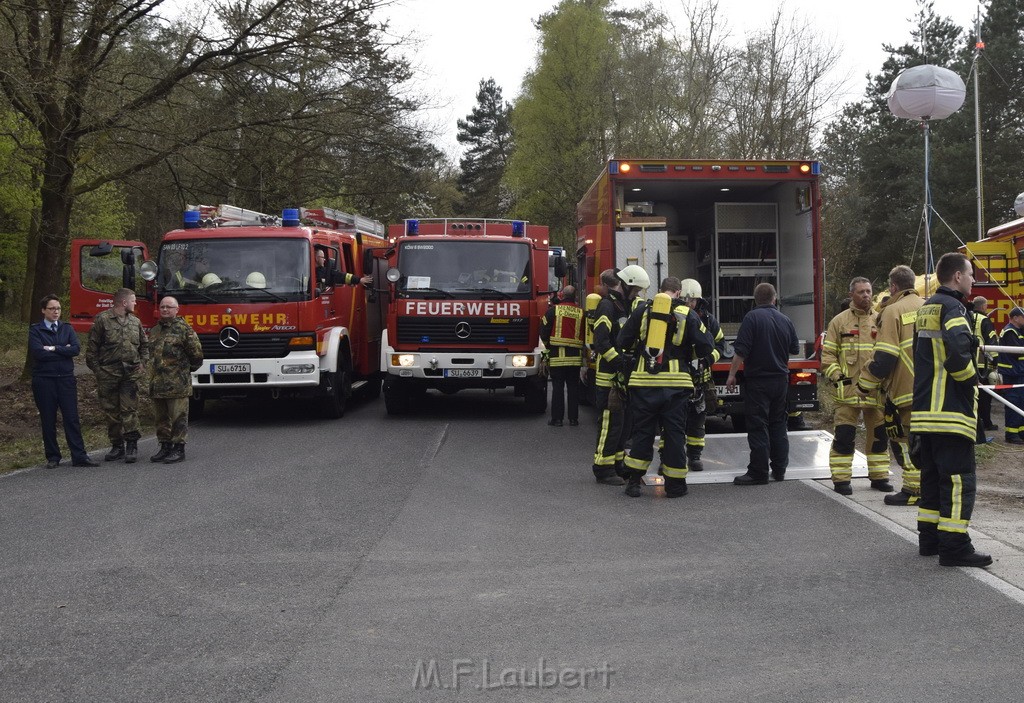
[577,161,822,426]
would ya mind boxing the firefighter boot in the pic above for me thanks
[884,490,919,506]
[163,443,186,464]
[833,481,853,496]
[104,443,125,461]
[663,476,688,498]
[624,472,645,498]
[150,442,172,463]
[939,550,993,568]
[124,440,138,464]
[870,479,895,492]
[687,450,704,472]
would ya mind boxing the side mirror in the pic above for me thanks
[554,256,568,279]
[90,242,114,257]
[362,248,376,276]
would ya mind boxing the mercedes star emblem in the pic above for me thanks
[219,326,240,348]
[455,321,472,339]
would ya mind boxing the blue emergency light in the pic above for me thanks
[183,210,201,229]
[407,219,419,236]
[511,220,525,237]
[282,208,300,226]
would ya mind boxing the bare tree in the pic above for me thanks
[0,0,407,344]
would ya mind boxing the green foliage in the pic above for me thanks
[505,0,616,247]
[456,79,513,217]
[817,0,1024,307]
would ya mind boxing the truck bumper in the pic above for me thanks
[384,348,542,388]
[192,351,322,398]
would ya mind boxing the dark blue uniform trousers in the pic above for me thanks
[32,375,89,463]
[743,375,789,480]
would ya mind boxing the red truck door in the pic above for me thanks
[69,240,155,333]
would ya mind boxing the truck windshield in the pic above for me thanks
[156,238,310,302]
[397,240,532,298]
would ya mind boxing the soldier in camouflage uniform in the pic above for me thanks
[86,288,149,463]
[147,296,203,463]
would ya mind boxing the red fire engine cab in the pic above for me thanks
[374,218,564,414]
[69,204,387,418]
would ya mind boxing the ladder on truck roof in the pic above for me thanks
[301,207,386,238]
[185,204,384,237]
[187,204,280,227]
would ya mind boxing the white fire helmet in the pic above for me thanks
[680,278,702,300]
[617,265,650,289]
[200,273,222,287]
[245,271,267,289]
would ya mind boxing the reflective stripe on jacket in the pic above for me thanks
[910,287,977,440]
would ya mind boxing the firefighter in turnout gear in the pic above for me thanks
[618,283,714,498]
[997,307,1024,444]
[822,278,893,495]
[678,278,725,472]
[971,296,999,441]
[540,286,585,427]
[590,267,648,484]
[911,252,992,568]
[147,297,204,463]
[856,265,923,506]
[86,288,149,463]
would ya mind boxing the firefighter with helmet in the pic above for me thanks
[618,277,714,498]
[590,265,649,484]
[678,278,726,472]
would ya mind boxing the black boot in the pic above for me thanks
[687,452,704,472]
[124,440,138,464]
[163,443,186,464]
[870,479,895,492]
[884,490,919,506]
[664,476,688,498]
[833,481,853,495]
[624,472,645,498]
[939,550,993,568]
[150,442,172,462]
[104,443,125,461]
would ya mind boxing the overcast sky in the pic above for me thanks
[381,0,982,159]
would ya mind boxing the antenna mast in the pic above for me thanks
[974,6,985,240]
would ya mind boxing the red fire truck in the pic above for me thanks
[963,214,1024,326]
[69,204,387,418]
[374,218,563,414]
[576,158,823,430]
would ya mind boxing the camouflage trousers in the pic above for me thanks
[97,374,141,444]
[153,397,190,444]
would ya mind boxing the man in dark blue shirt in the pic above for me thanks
[29,295,99,469]
[726,283,800,484]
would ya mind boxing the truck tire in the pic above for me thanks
[362,374,383,400]
[384,377,411,415]
[524,376,547,414]
[188,397,205,420]
[320,365,351,419]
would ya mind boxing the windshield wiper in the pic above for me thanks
[170,288,218,303]
[453,287,512,299]
[236,285,287,302]
[402,286,454,299]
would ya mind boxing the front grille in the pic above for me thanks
[397,316,529,345]
[198,333,292,359]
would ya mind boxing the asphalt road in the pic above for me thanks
[3,389,1024,702]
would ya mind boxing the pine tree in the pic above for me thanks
[456,79,513,217]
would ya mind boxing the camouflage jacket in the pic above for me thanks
[148,317,203,398]
[86,310,149,378]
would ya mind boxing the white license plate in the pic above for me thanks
[445,368,482,378]
[212,363,251,374]
[716,384,740,397]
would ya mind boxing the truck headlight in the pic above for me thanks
[281,364,316,374]
[391,354,417,367]
[511,355,534,368]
